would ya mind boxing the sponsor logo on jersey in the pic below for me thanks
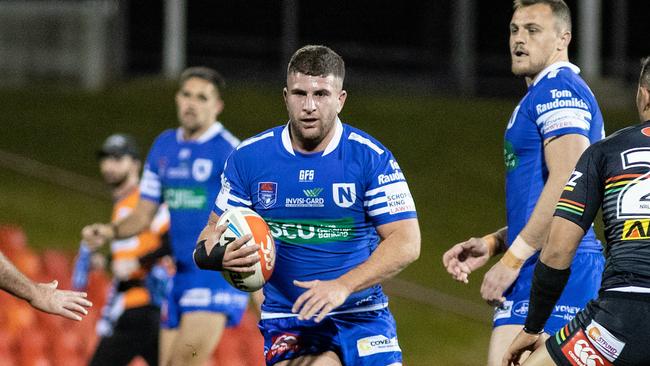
[178,148,191,160]
[513,300,529,317]
[164,187,207,209]
[586,320,625,362]
[303,188,323,197]
[258,182,278,209]
[267,218,354,244]
[192,159,213,182]
[535,97,589,114]
[622,219,650,240]
[642,127,650,137]
[333,183,356,208]
[285,188,325,208]
[266,333,300,362]
[560,329,611,366]
[504,140,519,172]
[550,305,580,321]
[167,165,190,179]
[494,300,513,321]
[356,335,401,357]
[378,171,405,185]
[298,169,315,182]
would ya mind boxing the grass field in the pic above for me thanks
[0,78,638,364]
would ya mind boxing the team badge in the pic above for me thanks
[192,159,213,182]
[333,183,356,208]
[258,182,278,209]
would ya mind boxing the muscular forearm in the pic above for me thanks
[0,251,36,302]
[519,174,568,250]
[338,219,420,293]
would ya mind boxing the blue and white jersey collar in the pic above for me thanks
[175,121,224,143]
[281,118,343,157]
[532,61,580,87]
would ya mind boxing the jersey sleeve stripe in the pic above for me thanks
[364,196,387,207]
[237,131,274,150]
[367,207,390,217]
[365,181,405,197]
[558,198,585,208]
[140,170,161,198]
[605,174,643,183]
[348,132,384,155]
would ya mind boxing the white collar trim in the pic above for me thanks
[176,121,224,143]
[281,118,343,156]
[532,61,580,86]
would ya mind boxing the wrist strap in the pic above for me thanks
[482,234,498,257]
[193,240,226,271]
[499,235,537,270]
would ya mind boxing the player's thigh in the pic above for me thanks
[159,328,178,366]
[275,351,342,366]
[488,324,525,366]
[521,346,555,366]
[168,311,227,365]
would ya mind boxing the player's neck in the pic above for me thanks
[291,126,336,154]
[182,121,214,141]
[526,54,570,87]
[112,174,139,201]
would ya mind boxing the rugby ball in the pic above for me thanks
[216,207,275,292]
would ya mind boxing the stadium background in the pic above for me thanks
[0,1,646,365]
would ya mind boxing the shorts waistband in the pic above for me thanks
[261,302,388,320]
[600,290,650,301]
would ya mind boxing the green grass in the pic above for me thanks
[0,79,638,363]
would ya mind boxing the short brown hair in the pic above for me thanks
[179,66,225,97]
[640,56,650,88]
[513,0,572,33]
[287,45,345,82]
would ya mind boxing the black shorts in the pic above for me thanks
[546,291,650,366]
[90,305,160,366]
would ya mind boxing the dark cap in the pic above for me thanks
[97,133,140,160]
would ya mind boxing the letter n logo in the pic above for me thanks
[333,183,356,208]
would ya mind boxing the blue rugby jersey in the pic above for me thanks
[213,119,417,315]
[140,122,240,273]
[504,62,605,256]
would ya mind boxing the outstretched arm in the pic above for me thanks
[0,250,92,321]
[442,226,508,283]
[82,198,159,249]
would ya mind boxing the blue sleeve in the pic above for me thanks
[363,148,417,227]
[139,136,164,204]
[212,150,252,215]
[531,76,594,140]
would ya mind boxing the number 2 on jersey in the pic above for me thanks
[618,148,650,218]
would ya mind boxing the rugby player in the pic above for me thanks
[84,133,170,366]
[503,56,650,366]
[442,1,605,364]
[194,45,421,365]
[83,67,248,366]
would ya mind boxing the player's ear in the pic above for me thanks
[557,30,571,51]
[641,86,650,112]
[337,90,347,114]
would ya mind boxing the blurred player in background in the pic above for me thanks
[194,45,421,365]
[0,249,91,320]
[78,133,170,366]
[442,1,605,364]
[503,56,650,366]
[82,67,249,366]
